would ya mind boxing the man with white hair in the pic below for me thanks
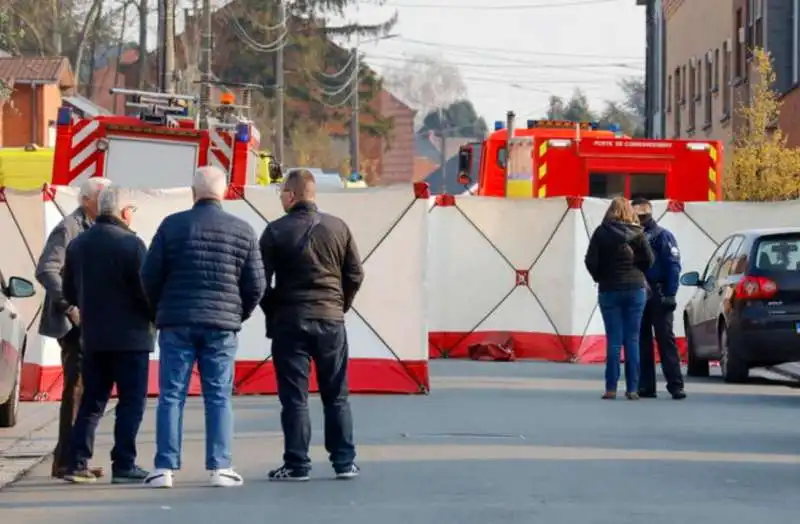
[61,187,154,484]
[36,176,111,479]
[141,165,265,488]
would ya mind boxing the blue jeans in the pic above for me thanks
[598,288,647,394]
[154,327,237,471]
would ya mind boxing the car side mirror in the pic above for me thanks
[679,271,702,287]
[7,276,36,298]
[457,145,472,179]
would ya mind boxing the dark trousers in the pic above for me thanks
[52,329,83,476]
[639,297,685,395]
[271,319,355,472]
[69,351,149,473]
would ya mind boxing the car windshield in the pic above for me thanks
[754,235,800,272]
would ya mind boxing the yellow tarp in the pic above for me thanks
[0,148,54,190]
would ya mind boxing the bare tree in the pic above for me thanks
[381,53,468,129]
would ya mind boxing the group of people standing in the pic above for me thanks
[36,167,363,487]
[584,196,687,401]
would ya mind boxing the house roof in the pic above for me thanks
[0,56,73,85]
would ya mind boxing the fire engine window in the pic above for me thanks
[497,147,507,169]
[589,173,625,198]
[630,173,666,200]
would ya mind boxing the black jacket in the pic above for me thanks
[140,199,266,331]
[584,220,655,293]
[259,201,364,330]
[63,215,155,353]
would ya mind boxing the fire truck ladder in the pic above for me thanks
[109,88,197,126]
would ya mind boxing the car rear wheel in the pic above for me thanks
[0,353,22,428]
[720,326,749,384]
[685,320,709,377]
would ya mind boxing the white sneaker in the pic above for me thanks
[210,468,244,487]
[144,469,174,488]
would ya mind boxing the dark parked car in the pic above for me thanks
[681,228,800,383]
[0,271,36,428]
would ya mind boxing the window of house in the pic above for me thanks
[667,74,672,112]
[794,0,800,85]
[723,40,732,118]
[754,0,764,47]
[735,8,743,79]
[682,65,687,101]
[674,68,681,136]
[688,60,696,131]
[705,53,713,126]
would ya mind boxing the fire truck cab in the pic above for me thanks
[460,115,722,202]
[52,88,267,189]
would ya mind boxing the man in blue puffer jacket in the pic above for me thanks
[632,197,686,400]
[140,166,266,489]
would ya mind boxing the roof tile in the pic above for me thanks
[0,56,70,84]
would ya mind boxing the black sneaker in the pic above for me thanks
[671,390,687,400]
[335,464,360,480]
[638,391,658,399]
[63,469,98,484]
[112,465,150,484]
[267,465,310,482]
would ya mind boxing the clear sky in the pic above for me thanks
[340,0,647,122]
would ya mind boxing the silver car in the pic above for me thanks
[0,271,36,428]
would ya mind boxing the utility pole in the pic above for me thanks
[199,0,212,129]
[156,0,165,91]
[438,107,446,194]
[275,0,285,164]
[349,46,359,178]
[163,0,176,94]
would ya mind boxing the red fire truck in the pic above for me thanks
[459,114,723,202]
[52,88,267,189]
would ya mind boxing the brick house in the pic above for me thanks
[0,56,75,148]
[660,0,800,156]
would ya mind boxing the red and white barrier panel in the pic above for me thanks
[427,195,800,362]
[0,183,429,401]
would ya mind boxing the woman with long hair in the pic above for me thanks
[584,197,654,400]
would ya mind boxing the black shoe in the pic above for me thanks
[334,463,360,480]
[671,390,687,400]
[63,469,98,484]
[638,391,658,399]
[112,465,150,484]
[267,465,310,482]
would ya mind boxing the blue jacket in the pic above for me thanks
[140,199,266,331]
[641,218,681,297]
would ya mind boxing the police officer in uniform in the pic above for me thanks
[632,197,687,400]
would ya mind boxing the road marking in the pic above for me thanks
[339,444,800,465]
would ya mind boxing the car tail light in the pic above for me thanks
[735,276,778,299]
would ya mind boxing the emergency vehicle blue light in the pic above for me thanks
[349,172,362,182]
[526,119,535,129]
[57,106,72,126]
[494,120,505,131]
[608,123,621,133]
[589,121,599,130]
[235,123,250,142]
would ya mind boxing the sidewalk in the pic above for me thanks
[0,402,60,488]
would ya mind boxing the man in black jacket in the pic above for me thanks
[260,169,364,482]
[61,187,154,484]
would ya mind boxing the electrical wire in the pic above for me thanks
[365,53,643,71]
[224,8,288,53]
[384,36,645,61]
[318,53,356,79]
[374,0,619,10]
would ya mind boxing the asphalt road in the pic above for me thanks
[2,361,800,524]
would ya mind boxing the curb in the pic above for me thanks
[0,412,60,490]
[0,401,118,490]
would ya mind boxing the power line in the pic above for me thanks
[376,0,619,10]
[365,53,643,71]
[386,36,645,61]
